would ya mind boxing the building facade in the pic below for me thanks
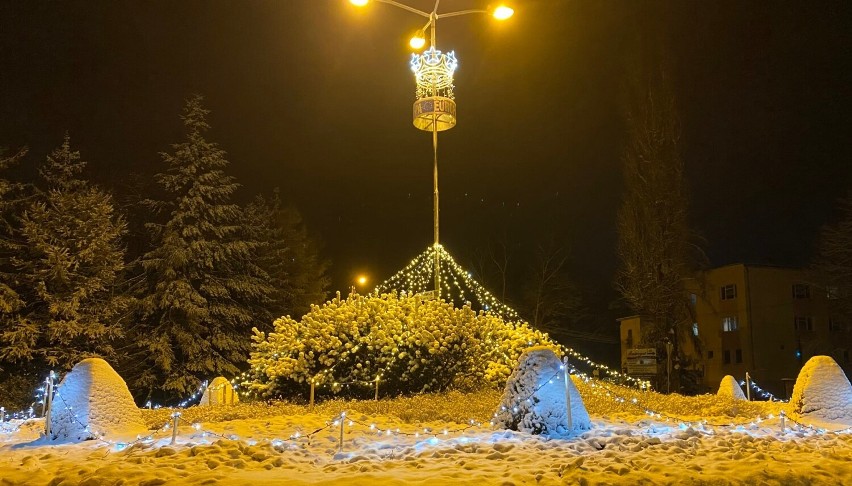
[619,264,852,396]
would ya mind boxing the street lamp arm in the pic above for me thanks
[372,0,431,18]
[436,9,488,19]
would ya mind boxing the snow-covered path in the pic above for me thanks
[2,410,851,485]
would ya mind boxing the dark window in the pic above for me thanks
[720,284,737,300]
[794,316,814,331]
[626,329,633,347]
[827,286,839,300]
[792,284,810,299]
[735,349,743,364]
[829,318,844,332]
[722,316,738,332]
[723,350,731,364]
[707,351,714,359]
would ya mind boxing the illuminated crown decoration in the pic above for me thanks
[410,46,458,99]
[410,47,458,132]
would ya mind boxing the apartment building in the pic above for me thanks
[619,264,852,396]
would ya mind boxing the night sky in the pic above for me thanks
[2,0,850,308]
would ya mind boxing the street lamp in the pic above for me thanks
[349,0,514,297]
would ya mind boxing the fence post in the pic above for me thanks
[562,358,573,433]
[374,377,380,401]
[745,372,752,401]
[170,412,181,445]
[44,371,55,438]
[780,411,786,433]
[338,412,345,452]
[309,381,315,410]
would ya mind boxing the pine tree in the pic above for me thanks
[135,95,273,395]
[245,189,329,323]
[0,135,130,371]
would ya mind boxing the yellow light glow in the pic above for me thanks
[409,34,426,50]
[349,0,369,6]
[357,275,368,285]
[492,5,514,20]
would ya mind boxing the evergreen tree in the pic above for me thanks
[245,189,329,323]
[0,135,130,371]
[135,95,272,395]
[0,147,27,317]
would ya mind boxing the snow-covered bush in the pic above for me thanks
[493,347,590,436]
[717,375,747,401]
[49,358,147,442]
[248,292,555,397]
[200,377,239,406]
[790,355,852,423]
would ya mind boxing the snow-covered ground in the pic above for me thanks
[2,386,850,485]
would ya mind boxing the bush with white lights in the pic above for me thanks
[248,292,555,397]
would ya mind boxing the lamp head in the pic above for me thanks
[492,5,514,20]
[349,0,369,6]
[409,32,427,50]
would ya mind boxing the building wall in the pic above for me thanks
[622,264,852,397]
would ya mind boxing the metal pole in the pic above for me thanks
[563,360,573,432]
[430,11,440,297]
[338,412,346,452]
[374,377,380,401]
[745,372,751,401]
[780,411,786,433]
[310,381,315,410]
[170,412,180,445]
[44,371,54,438]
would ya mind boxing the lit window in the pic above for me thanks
[794,316,813,331]
[692,322,699,337]
[720,284,737,300]
[722,316,738,332]
[792,284,810,299]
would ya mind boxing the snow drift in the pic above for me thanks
[49,358,147,442]
[200,376,239,406]
[494,346,591,436]
[790,355,852,423]
[717,375,747,400]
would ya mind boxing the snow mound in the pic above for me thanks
[494,346,591,436]
[790,355,852,424]
[49,358,147,442]
[717,375,747,400]
[200,377,239,406]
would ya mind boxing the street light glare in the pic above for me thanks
[357,276,368,285]
[349,0,369,7]
[409,33,426,50]
[492,5,514,20]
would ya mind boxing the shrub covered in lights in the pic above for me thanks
[248,292,556,398]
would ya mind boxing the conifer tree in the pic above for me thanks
[135,95,272,395]
[0,135,130,371]
[0,147,27,317]
[245,189,330,323]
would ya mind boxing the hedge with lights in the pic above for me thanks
[248,292,556,398]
